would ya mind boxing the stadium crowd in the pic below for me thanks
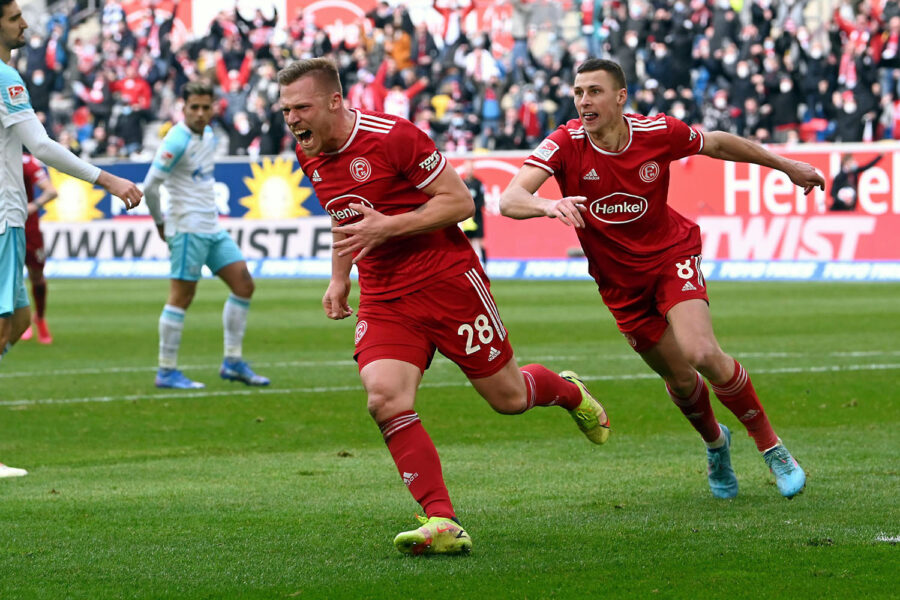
[12,0,900,160]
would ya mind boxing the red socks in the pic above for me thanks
[520,364,582,411]
[33,280,47,318]
[711,360,779,451]
[666,372,721,443]
[378,410,454,519]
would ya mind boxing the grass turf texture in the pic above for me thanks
[1,279,897,599]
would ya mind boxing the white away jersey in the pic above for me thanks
[148,122,220,234]
[0,62,34,233]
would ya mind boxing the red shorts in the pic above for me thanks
[600,254,709,353]
[25,228,45,271]
[354,268,514,379]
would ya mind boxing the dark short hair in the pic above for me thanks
[576,58,627,91]
[0,0,16,18]
[277,58,342,95]
[182,80,214,101]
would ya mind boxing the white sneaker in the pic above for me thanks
[0,463,28,478]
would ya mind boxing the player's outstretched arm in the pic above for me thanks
[12,115,142,209]
[700,131,825,195]
[500,164,588,227]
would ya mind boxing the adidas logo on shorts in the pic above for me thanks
[681,281,697,292]
[488,347,501,362]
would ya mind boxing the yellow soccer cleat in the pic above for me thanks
[393,515,472,556]
[560,370,610,444]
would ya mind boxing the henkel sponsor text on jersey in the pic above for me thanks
[295,109,479,299]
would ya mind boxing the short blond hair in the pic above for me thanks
[277,58,343,95]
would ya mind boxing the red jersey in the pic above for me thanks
[296,109,479,300]
[22,154,48,237]
[525,114,705,290]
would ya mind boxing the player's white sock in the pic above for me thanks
[223,294,250,360]
[705,425,727,449]
[159,304,186,369]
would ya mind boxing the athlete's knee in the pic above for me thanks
[233,277,255,299]
[682,341,725,373]
[665,371,700,397]
[365,383,413,422]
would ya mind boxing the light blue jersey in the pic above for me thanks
[0,62,33,235]
[144,121,220,234]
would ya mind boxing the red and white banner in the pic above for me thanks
[449,143,900,261]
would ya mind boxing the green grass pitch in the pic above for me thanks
[1,278,898,599]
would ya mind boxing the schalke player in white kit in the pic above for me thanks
[143,81,269,389]
[1,0,141,478]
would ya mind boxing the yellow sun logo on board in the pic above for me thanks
[240,157,312,219]
[42,168,105,222]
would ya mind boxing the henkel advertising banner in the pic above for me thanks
[449,144,900,263]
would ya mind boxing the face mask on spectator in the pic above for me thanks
[655,48,667,58]
[626,37,638,48]
[30,37,41,48]
[672,107,686,120]
[844,102,857,113]
[810,48,822,59]
[737,66,749,78]
[714,97,727,109]
[780,81,793,93]
[723,52,737,65]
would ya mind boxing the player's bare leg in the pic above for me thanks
[469,358,609,444]
[216,261,268,386]
[1,306,32,357]
[360,359,470,555]
[155,279,204,389]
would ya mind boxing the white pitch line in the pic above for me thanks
[3,363,899,408]
[3,350,899,380]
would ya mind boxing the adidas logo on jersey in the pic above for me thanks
[681,281,697,292]
[583,168,599,180]
[488,347,501,362]
[312,169,322,182]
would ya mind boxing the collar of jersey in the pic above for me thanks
[586,116,633,156]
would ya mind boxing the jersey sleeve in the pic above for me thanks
[22,157,47,190]
[386,119,447,190]
[151,124,190,173]
[664,115,704,161]
[523,126,570,175]
[0,65,34,127]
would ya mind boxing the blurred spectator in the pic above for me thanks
[830,154,884,211]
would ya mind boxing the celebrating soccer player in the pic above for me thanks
[501,58,825,500]
[143,81,269,389]
[279,57,610,555]
[1,0,141,477]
